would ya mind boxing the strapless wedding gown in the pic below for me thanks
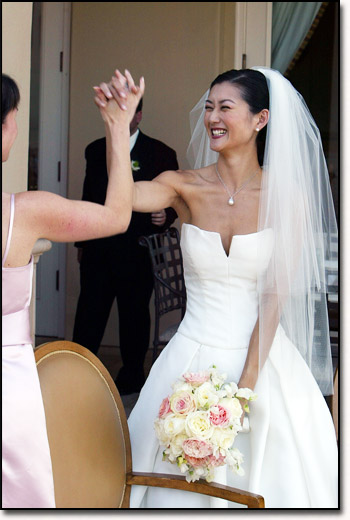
[128,223,338,508]
[2,194,55,508]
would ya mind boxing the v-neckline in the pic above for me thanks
[182,223,261,258]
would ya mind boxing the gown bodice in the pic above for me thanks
[178,223,273,349]
[2,194,33,347]
[2,261,33,316]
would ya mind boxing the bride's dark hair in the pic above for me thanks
[210,69,269,166]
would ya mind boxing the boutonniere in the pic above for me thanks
[131,160,141,172]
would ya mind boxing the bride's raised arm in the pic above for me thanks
[133,170,183,213]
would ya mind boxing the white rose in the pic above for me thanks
[185,411,214,439]
[186,472,200,483]
[219,397,243,420]
[172,380,193,393]
[209,367,227,388]
[168,433,187,457]
[225,448,245,475]
[211,426,236,451]
[194,382,219,409]
[163,447,176,463]
[179,462,189,474]
[154,418,169,445]
[163,414,186,436]
[236,388,258,401]
[205,468,215,483]
[222,382,239,397]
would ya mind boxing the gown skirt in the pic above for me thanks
[128,224,338,508]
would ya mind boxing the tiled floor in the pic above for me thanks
[35,337,154,418]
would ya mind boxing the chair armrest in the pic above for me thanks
[126,471,264,508]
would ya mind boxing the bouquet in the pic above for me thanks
[154,365,257,483]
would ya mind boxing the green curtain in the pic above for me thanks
[272,2,322,73]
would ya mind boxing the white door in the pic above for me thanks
[234,2,272,69]
[33,2,71,337]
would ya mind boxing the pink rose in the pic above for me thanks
[158,397,171,418]
[208,452,226,467]
[209,405,231,427]
[183,371,210,386]
[170,391,196,415]
[185,455,210,468]
[183,438,213,459]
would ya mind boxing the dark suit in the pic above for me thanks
[73,130,178,394]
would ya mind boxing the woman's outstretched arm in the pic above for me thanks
[17,71,144,246]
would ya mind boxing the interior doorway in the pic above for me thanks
[286,1,339,222]
[28,2,71,337]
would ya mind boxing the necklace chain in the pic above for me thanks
[214,164,261,206]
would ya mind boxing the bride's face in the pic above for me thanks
[204,82,258,154]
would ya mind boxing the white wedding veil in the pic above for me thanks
[186,67,338,395]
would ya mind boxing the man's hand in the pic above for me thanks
[151,209,167,227]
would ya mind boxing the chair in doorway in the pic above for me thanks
[139,227,186,362]
[35,340,265,508]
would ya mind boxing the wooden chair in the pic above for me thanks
[139,227,187,362]
[35,341,265,508]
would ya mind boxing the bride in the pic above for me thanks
[97,67,338,508]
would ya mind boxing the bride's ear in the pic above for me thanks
[256,109,269,131]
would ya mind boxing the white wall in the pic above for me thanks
[2,2,33,194]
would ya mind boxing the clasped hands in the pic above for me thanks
[93,69,145,125]
[94,69,166,227]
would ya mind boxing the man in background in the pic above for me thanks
[73,98,178,395]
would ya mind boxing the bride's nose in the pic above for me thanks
[207,108,220,124]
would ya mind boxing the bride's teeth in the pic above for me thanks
[212,129,227,136]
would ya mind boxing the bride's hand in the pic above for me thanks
[93,69,145,125]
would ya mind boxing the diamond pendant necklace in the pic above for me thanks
[215,164,261,206]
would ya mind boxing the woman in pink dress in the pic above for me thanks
[2,71,144,508]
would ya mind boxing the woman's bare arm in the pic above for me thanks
[4,71,144,266]
[15,190,130,244]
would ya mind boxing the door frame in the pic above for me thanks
[35,2,71,337]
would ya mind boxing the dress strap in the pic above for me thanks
[2,194,15,267]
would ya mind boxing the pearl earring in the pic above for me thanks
[256,127,260,132]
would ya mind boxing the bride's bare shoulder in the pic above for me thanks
[158,165,214,185]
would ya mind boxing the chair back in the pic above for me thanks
[140,227,186,361]
[139,227,186,318]
[35,341,132,508]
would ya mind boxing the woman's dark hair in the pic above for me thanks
[210,69,269,165]
[2,74,20,124]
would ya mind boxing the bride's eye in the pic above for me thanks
[205,106,213,111]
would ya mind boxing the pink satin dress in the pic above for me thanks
[2,194,55,508]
